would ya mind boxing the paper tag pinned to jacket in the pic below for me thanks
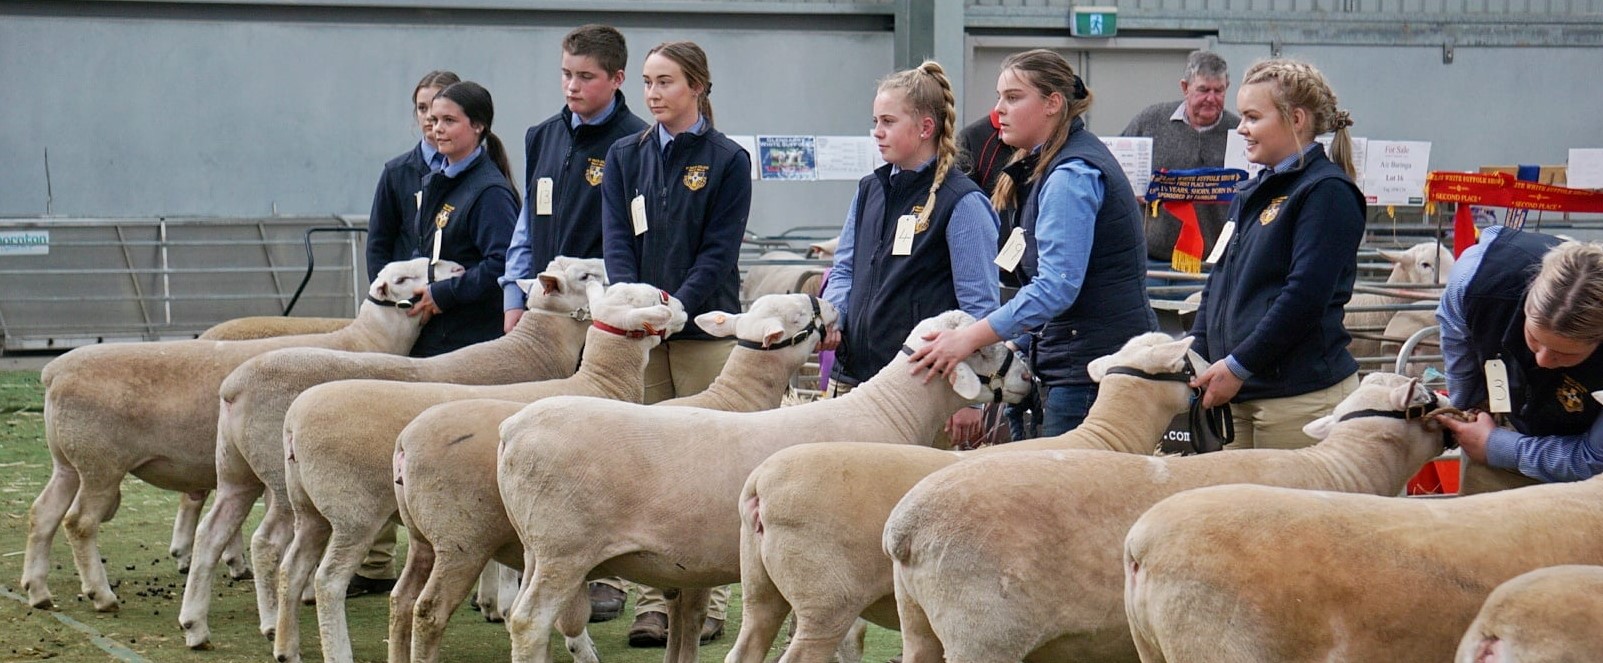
[1205,221,1235,265]
[630,194,648,235]
[414,190,422,209]
[892,214,917,256]
[1485,359,1512,413]
[995,227,1026,272]
[536,178,554,215]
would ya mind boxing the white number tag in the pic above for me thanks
[1485,359,1512,413]
[630,195,648,236]
[536,178,554,215]
[1205,221,1235,265]
[892,215,918,256]
[994,227,1026,272]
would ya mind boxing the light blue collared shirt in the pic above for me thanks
[441,146,483,177]
[657,116,707,152]
[570,97,619,129]
[986,155,1103,340]
[1437,224,1603,482]
[822,157,1001,332]
[420,139,444,171]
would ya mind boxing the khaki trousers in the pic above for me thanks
[635,338,736,619]
[1224,374,1359,451]
[644,339,736,405]
[1458,457,1541,495]
[358,520,399,579]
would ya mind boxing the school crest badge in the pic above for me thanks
[434,203,455,229]
[683,165,709,192]
[1557,375,1587,414]
[585,158,605,187]
[1258,196,1288,225]
[911,206,929,233]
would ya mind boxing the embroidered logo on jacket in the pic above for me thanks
[585,158,605,187]
[434,203,455,229]
[683,165,710,192]
[1258,196,1288,225]
[1558,375,1587,413]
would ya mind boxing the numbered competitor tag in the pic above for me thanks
[1485,359,1512,413]
[536,177,554,215]
[431,230,443,264]
[630,194,649,235]
[995,227,1026,272]
[1205,221,1236,265]
[414,191,422,209]
[892,214,918,256]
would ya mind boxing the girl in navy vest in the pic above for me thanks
[366,70,460,283]
[599,41,750,644]
[1436,230,1603,491]
[409,81,518,357]
[1188,59,1366,449]
[908,49,1156,437]
[818,60,1000,444]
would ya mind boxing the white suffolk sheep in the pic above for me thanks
[495,310,1031,663]
[726,333,1201,663]
[883,372,1452,663]
[390,292,837,663]
[1457,565,1603,663]
[1123,464,1603,662]
[1344,240,1454,360]
[199,316,353,341]
[20,257,461,613]
[176,257,604,651]
[269,282,686,663]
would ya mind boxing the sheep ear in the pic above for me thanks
[537,273,563,296]
[370,281,390,300]
[1302,414,1336,440]
[948,362,983,400]
[629,305,676,336]
[1153,337,1194,368]
[1593,390,1603,406]
[761,321,786,348]
[514,278,538,295]
[1378,249,1407,264]
[694,311,741,338]
[1087,356,1110,383]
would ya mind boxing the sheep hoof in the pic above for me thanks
[94,598,121,613]
[228,566,253,581]
[29,596,54,610]
[188,639,214,651]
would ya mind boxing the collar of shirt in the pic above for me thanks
[656,115,707,151]
[570,96,619,129]
[420,139,445,171]
[1264,142,1322,177]
[889,155,937,177]
[1170,101,1222,133]
[441,146,484,177]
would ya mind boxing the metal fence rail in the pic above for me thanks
[0,216,365,351]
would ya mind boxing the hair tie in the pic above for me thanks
[1333,109,1354,130]
[1071,75,1089,100]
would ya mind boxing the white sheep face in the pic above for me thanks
[516,256,607,313]
[1302,372,1448,440]
[589,283,688,338]
[1379,241,1455,286]
[696,293,838,348]
[1085,332,1201,382]
[903,310,1032,403]
[368,258,465,302]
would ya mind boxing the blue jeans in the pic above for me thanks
[1043,383,1098,437]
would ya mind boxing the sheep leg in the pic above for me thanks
[892,568,944,663]
[505,553,586,663]
[388,526,434,663]
[311,521,388,663]
[494,562,523,623]
[21,452,80,609]
[664,587,713,663]
[555,582,598,663]
[62,477,122,612]
[836,619,867,663]
[248,493,296,640]
[170,490,206,573]
[223,525,251,580]
[272,506,331,663]
[474,560,499,617]
[727,541,791,663]
[411,546,496,663]
[785,610,866,663]
[179,478,264,649]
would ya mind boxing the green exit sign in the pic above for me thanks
[1071,6,1118,38]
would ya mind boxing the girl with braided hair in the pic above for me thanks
[819,60,1001,444]
[1187,58,1367,449]
[909,49,1155,437]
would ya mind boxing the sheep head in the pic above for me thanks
[517,256,608,315]
[904,311,1032,403]
[1302,371,1449,441]
[696,293,838,349]
[1086,332,1201,382]
[1379,241,1455,286]
[589,283,688,339]
[807,236,841,260]
[368,257,466,303]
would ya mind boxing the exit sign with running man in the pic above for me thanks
[1071,6,1118,38]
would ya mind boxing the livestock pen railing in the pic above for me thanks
[0,217,366,352]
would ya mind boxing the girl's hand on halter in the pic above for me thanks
[818,326,841,352]
[409,285,443,319]
[1435,411,1495,464]
[908,320,1001,383]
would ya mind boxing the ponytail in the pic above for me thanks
[484,131,517,196]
